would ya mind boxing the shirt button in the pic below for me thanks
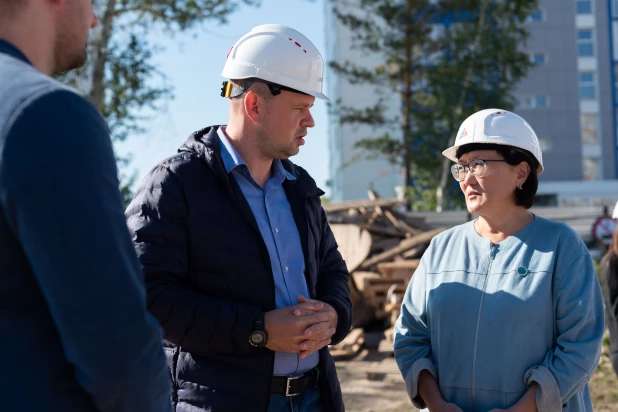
[285,266,289,272]
[275,228,279,233]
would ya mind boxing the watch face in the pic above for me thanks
[250,331,266,346]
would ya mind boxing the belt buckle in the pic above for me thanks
[285,372,304,397]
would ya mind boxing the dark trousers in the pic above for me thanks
[267,388,323,412]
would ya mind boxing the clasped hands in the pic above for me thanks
[264,295,338,359]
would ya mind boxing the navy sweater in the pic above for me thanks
[0,40,171,411]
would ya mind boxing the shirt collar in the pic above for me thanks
[272,157,296,181]
[0,39,32,65]
[217,126,245,174]
[216,126,296,181]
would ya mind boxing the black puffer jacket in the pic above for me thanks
[126,126,352,412]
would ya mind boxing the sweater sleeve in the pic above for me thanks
[393,251,438,409]
[524,254,604,412]
[0,90,171,412]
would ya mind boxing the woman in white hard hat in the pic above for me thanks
[394,109,604,412]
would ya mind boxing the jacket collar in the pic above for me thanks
[179,126,325,198]
[0,39,32,65]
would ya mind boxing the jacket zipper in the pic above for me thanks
[471,242,495,412]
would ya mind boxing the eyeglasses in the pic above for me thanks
[451,159,508,182]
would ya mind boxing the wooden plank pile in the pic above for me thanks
[324,191,446,358]
[328,328,365,359]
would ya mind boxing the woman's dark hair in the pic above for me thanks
[455,143,540,209]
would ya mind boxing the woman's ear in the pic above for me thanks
[517,162,531,184]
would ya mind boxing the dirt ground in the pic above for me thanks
[337,340,618,412]
[588,340,618,412]
[337,348,411,412]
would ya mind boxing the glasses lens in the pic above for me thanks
[451,164,462,181]
[470,160,485,176]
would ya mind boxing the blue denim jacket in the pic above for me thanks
[394,216,604,412]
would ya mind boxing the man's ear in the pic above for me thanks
[244,91,261,123]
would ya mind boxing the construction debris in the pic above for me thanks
[329,328,365,359]
[327,190,446,358]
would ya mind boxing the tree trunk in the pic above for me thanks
[89,0,117,110]
[435,0,490,212]
[402,0,413,211]
[436,146,451,213]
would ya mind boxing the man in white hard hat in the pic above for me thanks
[126,24,352,412]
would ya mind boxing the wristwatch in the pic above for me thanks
[249,312,268,348]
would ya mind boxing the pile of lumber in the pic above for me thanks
[328,328,365,359]
[325,191,445,357]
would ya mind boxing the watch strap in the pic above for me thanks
[253,312,265,332]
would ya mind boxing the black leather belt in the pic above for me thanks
[270,367,320,396]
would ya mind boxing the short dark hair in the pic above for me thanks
[229,78,273,102]
[455,143,539,209]
[230,77,309,99]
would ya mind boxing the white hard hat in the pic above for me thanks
[442,109,544,174]
[221,24,329,101]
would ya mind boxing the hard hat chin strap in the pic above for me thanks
[220,79,308,99]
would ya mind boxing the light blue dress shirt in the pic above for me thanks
[217,127,319,376]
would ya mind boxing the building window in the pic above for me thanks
[581,114,599,144]
[613,0,618,17]
[579,72,596,99]
[515,96,550,109]
[576,0,592,14]
[515,97,525,108]
[527,9,544,22]
[583,157,601,180]
[561,197,591,207]
[577,30,595,57]
[535,96,548,107]
[529,52,547,65]
[538,138,553,152]
[535,194,558,207]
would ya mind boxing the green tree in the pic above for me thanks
[329,0,538,211]
[59,0,258,204]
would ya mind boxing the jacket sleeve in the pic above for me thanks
[524,254,604,412]
[0,90,171,412]
[393,253,438,409]
[314,206,352,345]
[126,165,262,356]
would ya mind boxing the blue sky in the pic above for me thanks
[115,0,331,195]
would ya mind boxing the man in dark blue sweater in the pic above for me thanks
[0,1,171,410]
